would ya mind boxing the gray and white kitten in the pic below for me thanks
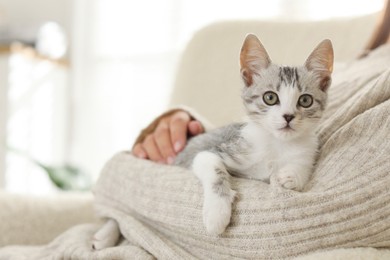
[174,34,333,235]
[92,34,333,249]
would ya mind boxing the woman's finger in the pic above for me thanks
[169,112,191,153]
[188,120,204,136]
[154,122,176,164]
[132,143,148,159]
[142,134,164,163]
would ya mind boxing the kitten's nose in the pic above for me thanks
[283,114,295,123]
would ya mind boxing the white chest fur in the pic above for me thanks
[227,122,318,181]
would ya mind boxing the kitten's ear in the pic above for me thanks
[305,39,334,92]
[240,34,271,87]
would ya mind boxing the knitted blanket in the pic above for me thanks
[1,46,390,260]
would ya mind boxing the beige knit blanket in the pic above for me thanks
[1,46,390,260]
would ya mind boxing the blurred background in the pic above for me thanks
[0,0,384,194]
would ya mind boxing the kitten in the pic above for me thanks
[174,34,333,235]
[92,34,334,249]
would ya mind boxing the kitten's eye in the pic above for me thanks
[263,91,279,106]
[298,94,313,108]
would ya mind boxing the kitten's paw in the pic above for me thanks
[203,194,234,236]
[277,170,304,191]
[92,219,121,250]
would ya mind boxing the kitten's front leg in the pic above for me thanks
[192,151,236,236]
[276,164,312,191]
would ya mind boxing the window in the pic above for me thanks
[5,46,68,194]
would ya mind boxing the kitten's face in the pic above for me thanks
[242,65,328,140]
[240,34,333,140]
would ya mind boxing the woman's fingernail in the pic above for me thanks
[167,156,174,165]
[137,151,147,159]
[174,141,182,153]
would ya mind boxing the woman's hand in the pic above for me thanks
[132,111,204,164]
